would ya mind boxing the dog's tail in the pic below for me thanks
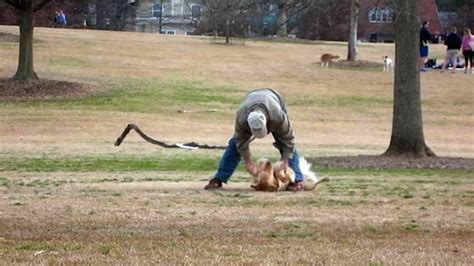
[299,157,317,181]
[299,157,330,191]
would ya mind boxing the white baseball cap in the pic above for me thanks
[247,110,267,138]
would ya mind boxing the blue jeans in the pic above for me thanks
[214,137,303,183]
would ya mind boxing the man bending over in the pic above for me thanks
[204,88,305,192]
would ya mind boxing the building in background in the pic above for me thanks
[134,0,202,35]
[1,0,459,41]
[358,0,443,43]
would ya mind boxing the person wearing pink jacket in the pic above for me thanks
[461,28,474,74]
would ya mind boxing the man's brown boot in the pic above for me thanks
[287,181,303,192]
[204,178,223,190]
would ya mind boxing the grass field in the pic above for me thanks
[0,25,473,264]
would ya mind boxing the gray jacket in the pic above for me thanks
[234,88,295,160]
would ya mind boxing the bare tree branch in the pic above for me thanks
[115,124,227,150]
[5,0,24,10]
[274,0,316,33]
[33,0,52,12]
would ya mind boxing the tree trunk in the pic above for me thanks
[276,0,288,37]
[158,0,163,33]
[13,0,38,81]
[383,0,435,158]
[347,0,359,61]
[225,19,230,44]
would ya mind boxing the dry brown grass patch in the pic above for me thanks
[334,59,384,68]
[0,173,473,264]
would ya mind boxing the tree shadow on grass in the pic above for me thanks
[0,32,41,43]
[308,155,474,170]
[0,78,93,100]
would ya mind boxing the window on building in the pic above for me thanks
[191,4,202,21]
[368,7,393,23]
[152,3,162,18]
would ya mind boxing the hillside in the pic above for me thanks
[0,26,472,159]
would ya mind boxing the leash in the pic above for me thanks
[114,124,228,150]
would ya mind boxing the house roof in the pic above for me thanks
[418,0,443,34]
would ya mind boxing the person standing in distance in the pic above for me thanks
[419,21,432,72]
[440,27,462,73]
[461,27,474,74]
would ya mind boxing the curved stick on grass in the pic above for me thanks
[114,124,227,150]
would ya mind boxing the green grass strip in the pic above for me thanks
[0,78,241,114]
[0,155,472,178]
[0,155,221,172]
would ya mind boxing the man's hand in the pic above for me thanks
[276,158,289,173]
[245,159,256,176]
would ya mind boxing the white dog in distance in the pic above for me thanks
[383,56,393,72]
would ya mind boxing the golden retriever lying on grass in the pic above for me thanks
[251,157,329,192]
